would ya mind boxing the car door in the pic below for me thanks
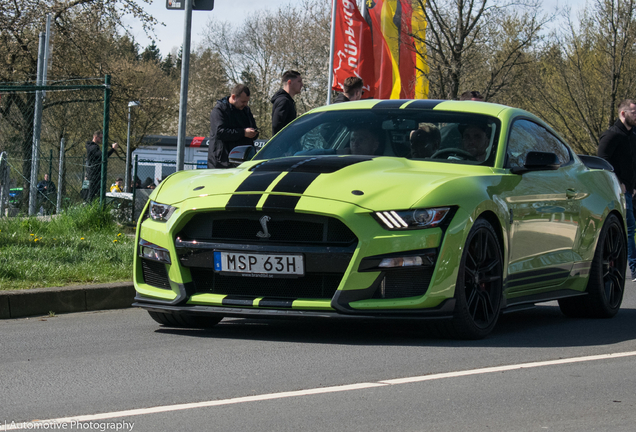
[502,119,581,293]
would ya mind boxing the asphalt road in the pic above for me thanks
[2,282,636,432]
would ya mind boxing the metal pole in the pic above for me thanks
[100,74,111,207]
[28,32,46,216]
[56,138,64,214]
[326,0,337,105]
[125,101,139,193]
[0,152,8,217]
[125,105,132,193]
[132,155,138,223]
[176,0,194,172]
[43,14,52,91]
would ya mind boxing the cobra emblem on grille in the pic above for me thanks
[256,215,271,238]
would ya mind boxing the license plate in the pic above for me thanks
[213,251,304,277]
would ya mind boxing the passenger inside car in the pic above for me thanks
[410,123,441,158]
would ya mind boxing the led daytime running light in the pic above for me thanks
[375,207,451,230]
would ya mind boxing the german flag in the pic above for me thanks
[362,0,428,99]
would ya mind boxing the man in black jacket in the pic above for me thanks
[208,84,259,169]
[271,70,303,136]
[598,99,636,280]
[334,77,364,103]
[85,131,118,202]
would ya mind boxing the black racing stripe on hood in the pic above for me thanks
[259,298,294,308]
[235,171,280,192]
[262,194,301,211]
[252,155,374,174]
[372,100,409,109]
[272,171,320,194]
[404,99,444,110]
[226,194,261,211]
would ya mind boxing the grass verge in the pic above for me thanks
[0,202,135,290]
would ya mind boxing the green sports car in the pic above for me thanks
[133,99,627,339]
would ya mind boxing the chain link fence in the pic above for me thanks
[0,79,128,218]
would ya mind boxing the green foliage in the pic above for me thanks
[0,203,134,290]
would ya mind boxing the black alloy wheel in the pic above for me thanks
[559,213,626,318]
[447,218,503,339]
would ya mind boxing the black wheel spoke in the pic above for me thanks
[481,258,500,274]
[481,275,502,283]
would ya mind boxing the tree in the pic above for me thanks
[521,0,636,153]
[141,41,161,63]
[0,0,167,205]
[411,0,549,101]
[183,48,229,137]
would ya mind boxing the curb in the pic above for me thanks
[0,282,135,319]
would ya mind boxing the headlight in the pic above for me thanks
[374,207,451,230]
[149,201,176,222]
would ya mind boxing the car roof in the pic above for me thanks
[313,99,532,120]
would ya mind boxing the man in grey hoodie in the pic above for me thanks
[271,70,303,136]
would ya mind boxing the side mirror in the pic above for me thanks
[228,145,256,165]
[510,151,560,174]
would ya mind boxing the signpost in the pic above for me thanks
[166,0,214,11]
[167,0,214,171]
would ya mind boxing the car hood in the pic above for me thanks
[155,156,493,211]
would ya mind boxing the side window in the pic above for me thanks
[506,120,571,168]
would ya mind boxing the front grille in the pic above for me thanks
[141,259,171,289]
[190,268,341,299]
[179,212,356,245]
[373,267,434,299]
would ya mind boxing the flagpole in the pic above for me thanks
[326,0,337,105]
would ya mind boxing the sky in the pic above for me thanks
[126,0,585,59]
[125,0,292,57]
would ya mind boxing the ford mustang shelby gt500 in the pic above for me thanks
[133,99,626,339]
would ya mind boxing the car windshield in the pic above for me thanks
[255,109,501,166]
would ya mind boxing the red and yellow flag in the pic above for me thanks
[331,0,427,100]
[362,0,428,99]
[332,0,376,97]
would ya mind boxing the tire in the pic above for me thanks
[443,219,504,339]
[559,213,626,318]
[147,311,223,328]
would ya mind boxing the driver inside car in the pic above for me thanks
[459,123,491,161]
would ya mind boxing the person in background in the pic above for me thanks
[37,173,56,214]
[460,90,485,101]
[208,84,259,169]
[37,173,56,196]
[598,99,636,281]
[334,77,364,103]
[110,177,124,193]
[85,130,118,202]
[271,70,303,135]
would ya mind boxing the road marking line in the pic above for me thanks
[378,351,636,384]
[3,350,636,430]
